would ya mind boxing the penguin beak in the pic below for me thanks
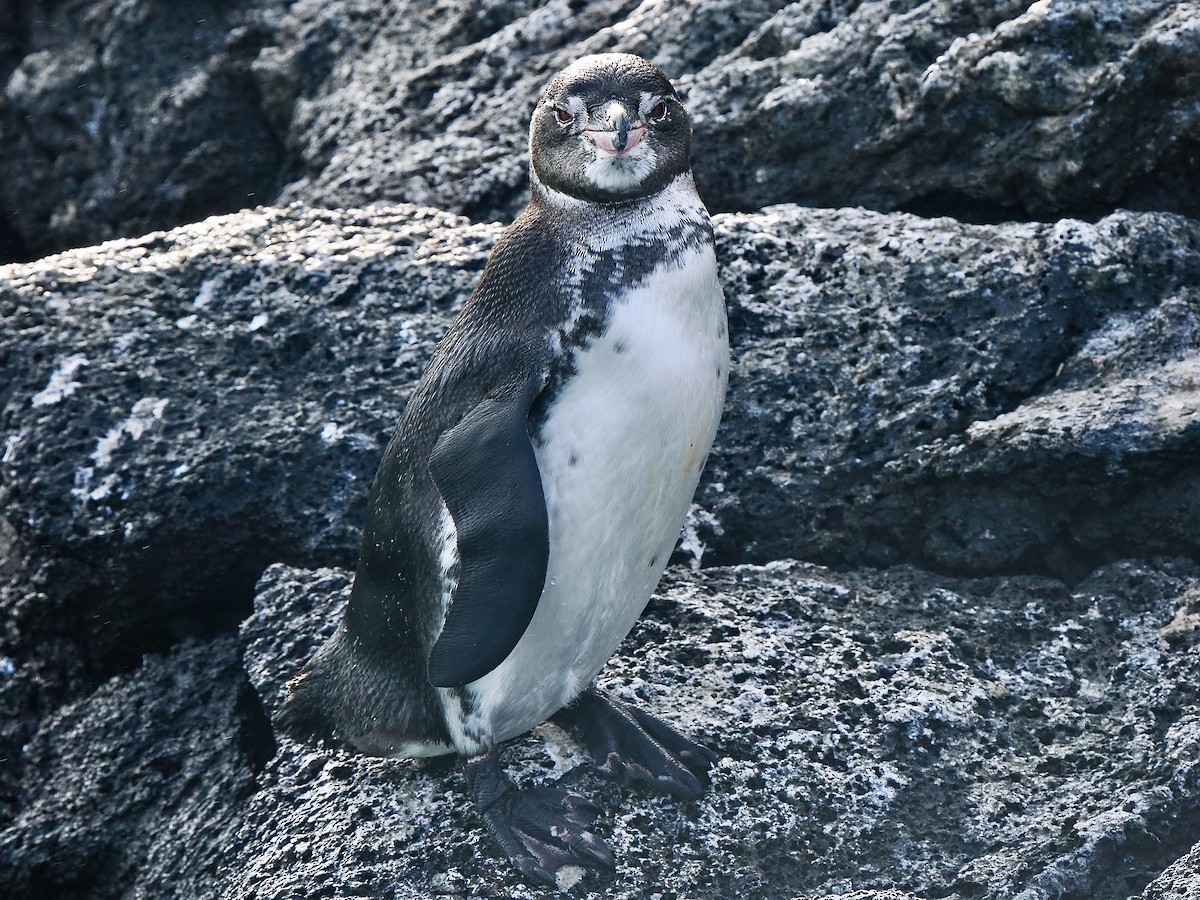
[583,101,647,156]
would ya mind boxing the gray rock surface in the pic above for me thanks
[0,636,273,899]
[1140,841,1200,899]
[4,0,1197,260]
[2,2,1199,891]
[3,202,1199,845]
[0,0,288,261]
[4,558,1197,898]
[707,207,1200,577]
[687,0,1200,221]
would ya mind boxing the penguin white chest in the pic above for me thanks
[461,242,728,745]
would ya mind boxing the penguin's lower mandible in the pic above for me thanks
[279,52,730,886]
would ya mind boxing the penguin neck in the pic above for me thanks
[528,169,711,253]
[529,168,701,217]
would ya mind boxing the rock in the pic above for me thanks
[5,0,1197,260]
[0,636,273,900]
[704,207,1200,577]
[7,558,1193,897]
[686,0,1200,221]
[270,0,787,222]
[1139,841,1200,899]
[3,203,1199,793]
[273,0,1200,223]
[0,204,493,675]
[0,203,494,813]
[2,0,1196,892]
[0,0,288,262]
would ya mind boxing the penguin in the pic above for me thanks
[279,52,729,885]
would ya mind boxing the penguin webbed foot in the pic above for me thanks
[461,751,615,887]
[552,687,718,800]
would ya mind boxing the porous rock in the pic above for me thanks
[0,204,493,673]
[0,636,273,900]
[3,202,1199,809]
[1139,841,1200,899]
[705,206,1200,578]
[9,557,1186,898]
[0,0,289,263]
[686,0,1200,221]
[18,556,1191,897]
[4,0,1198,260]
[274,0,1200,224]
[0,203,495,814]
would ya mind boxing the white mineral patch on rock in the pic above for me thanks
[31,354,88,407]
[193,277,218,308]
[92,398,170,469]
[320,422,348,444]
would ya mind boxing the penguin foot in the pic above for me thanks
[552,687,718,800]
[461,751,616,887]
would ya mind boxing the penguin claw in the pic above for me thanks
[519,861,558,888]
[461,752,617,886]
[552,687,718,800]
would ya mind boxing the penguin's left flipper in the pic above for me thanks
[427,382,549,687]
[553,687,719,801]
[462,751,615,887]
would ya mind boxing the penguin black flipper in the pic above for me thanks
[426,375,549,687]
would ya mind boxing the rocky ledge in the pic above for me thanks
[2,557,1198,898]
[0,199,1198,897]
[1,0,1199,896]
[3,0,1197,261]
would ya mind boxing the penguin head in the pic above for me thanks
[530,53,692,204]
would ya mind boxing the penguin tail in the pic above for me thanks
[275,652,340,746]
[275,627,450,757]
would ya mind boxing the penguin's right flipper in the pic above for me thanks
[426,382,549,687]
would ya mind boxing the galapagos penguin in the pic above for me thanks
[280,52,729,885]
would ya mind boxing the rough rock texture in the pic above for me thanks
[3,199,1200,889]
[2,2,1199,891]
[274,0,1200,225]
[0,203,494,818]
[706,206,1200,578]
[5,204,1197,701]
[4,559,1196,898]
[0,205,494,675]
[1140,842,1200,899]
[4,0,1198,261]
[686,0,1200,221]
[0,636,274,899]
[0,0,288,262]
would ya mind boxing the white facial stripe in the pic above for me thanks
[554,95,586,126]
[638,92,664,118]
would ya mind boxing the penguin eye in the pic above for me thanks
[554,106,573,125]
[647,100,667,122]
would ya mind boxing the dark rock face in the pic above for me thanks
[687,0,1200,221]
[1142,843,1200,899]
[2,0,1200,893]
[706,208,1200,578]
[0,0,288,263]
[0,204,492,817]
[2,200,1199,893]
[5,205,1197,690]
[3,0,1197,261]
[5,559,1196,898]
[0,636,273,899]
[0,206,490,672]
